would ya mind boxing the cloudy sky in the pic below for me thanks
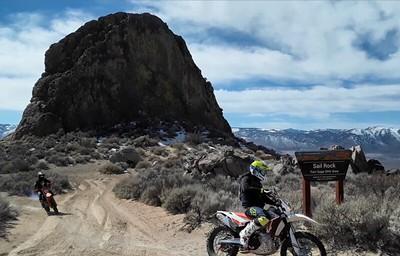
[1,0,400,129]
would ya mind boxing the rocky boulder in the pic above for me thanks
[189,150,253,177]
[15,12,231,138]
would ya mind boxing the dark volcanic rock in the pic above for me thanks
[15,12,231,138]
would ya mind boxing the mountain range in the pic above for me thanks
[233,127,400,153]
[233,127,400,168]
[0,124,16,139]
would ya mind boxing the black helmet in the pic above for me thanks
[38,172,45,179]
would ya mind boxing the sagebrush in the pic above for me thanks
[113,168,240,230]
[0,171,71,196]
[0,196,18,238]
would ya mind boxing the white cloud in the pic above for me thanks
[189,44,298,83]
[0,10,93,110]
[0,77,34,110]
[215,84,400,117]
[135,1,400,84]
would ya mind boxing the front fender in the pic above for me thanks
[287,213,319,225]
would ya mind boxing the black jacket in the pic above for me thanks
[239,173,275,208]
[34,178,51,192]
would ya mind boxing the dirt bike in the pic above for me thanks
[39,187,59,215]
[207,190,326,256]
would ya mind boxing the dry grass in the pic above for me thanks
[0,171,71,196]
[113,169,240,230]
[0,196,18,238]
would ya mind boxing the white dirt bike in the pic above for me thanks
[207,190,326,256]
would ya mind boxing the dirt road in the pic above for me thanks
[2,170,208,256]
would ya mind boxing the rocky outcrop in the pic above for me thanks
[15,12,231,138]
[188,149,253,177]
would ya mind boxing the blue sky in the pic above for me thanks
[1,1,400,129]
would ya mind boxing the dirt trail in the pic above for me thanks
[3,173,207,256]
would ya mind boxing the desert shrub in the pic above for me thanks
[186,190,239,231]
[114,169,196,200]
[110,147,141,168]
[0,171,71,196]
[389,205,400,237]
[0,196,18,238]
[74,155,91,164]
[31,148,46,160]
[314,196,395,252]
[33,160,49,170]
[53,143,67,153]
[65,142,81,152]
[163,158,180,169]
[133,135,158,147]
[98,163,124,175]
[40,137,57,149]
[5,142,29,157]
[151,146,169,157]
[46,153,74,166]
[185,132,203,145]
[135,147,146,156]
[90,151,102,159]
[171,143,185,151]
[113,177,143,200]
[102,136,120,145]
[1,158,32,173]
[140,186,162,206]
[77,146,93,155]
[278,173,301,191]
[113,169,239,230]
[67,143,94,155]
[347,173,400,198]
[46,172,72,193]
[0,173,34,196]
[14,158,32,172]
[135,160,151,169]
[163,186,199,214]
[102,142,120,150]
[205,175,239,195]
[79,137,97,148]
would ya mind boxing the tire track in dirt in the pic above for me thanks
[6,174,208,256]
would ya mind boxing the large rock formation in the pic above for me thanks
[15,12,231,138]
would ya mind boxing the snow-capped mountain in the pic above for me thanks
[0,124,16,139]
[233,127,400,154]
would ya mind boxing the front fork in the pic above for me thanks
[288,225,302,255]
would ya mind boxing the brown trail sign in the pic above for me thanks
[295,150,352,217]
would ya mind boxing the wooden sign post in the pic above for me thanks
[295,150,352,217]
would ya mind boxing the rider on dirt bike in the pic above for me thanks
[34,172,53,204]
[239,160,278,250]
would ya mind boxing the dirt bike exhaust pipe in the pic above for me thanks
[219,238,242,246]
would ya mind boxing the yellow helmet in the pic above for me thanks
[250,160,271,181]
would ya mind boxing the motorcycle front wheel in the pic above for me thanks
[207,226,239,256]
[280,231,326,256]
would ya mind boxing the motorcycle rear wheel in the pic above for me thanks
[207,226,239,256]
[280,231,326,256]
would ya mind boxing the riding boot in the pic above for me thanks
[239,220,260,250]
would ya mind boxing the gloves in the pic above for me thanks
[261,188,273,195]
[261,189,280,205]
